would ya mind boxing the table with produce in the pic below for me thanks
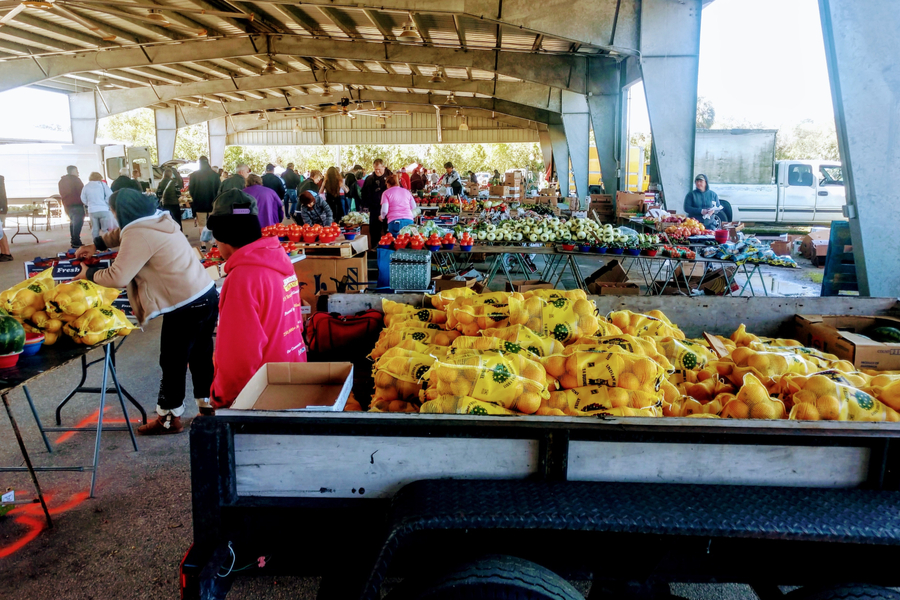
[352,288,900,424]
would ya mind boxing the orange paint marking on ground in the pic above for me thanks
[54,407,141,445]
[0,490,91,559]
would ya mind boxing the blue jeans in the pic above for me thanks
[285,189,298,219]
[388,219,414,235]
[341,195,351,218]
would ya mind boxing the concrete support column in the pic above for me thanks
[154,107,177,164]
[819,0,900,296]
[588,61,621,195]
[538,129,553,183]
[561,91,591,200]
[640,0,701,203]
[207,117,227,170]
[68,92,98,146]
[548,117,570,197]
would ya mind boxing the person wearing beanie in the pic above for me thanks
[74,188,218,433]
[684,174,722,230]
[206,189,307,408]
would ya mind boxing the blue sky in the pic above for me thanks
[0,0,836,142]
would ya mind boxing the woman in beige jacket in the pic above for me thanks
[75,188,217,434]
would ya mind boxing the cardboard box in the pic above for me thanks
[535,196,558,207]
[795,315,900,371]
[590,281,641,296]
[650,280,688,295]
[293,252,368,307]
[230,362,353,411]
[675,261,707,282]
[25,258,113,281]
[506,280,554,293]
[589,194,613,205]
[434,274,477,292]
[616,191,645,216]
[504,173,522,185]
[490,186,510,197]
[800,229,830,260]
[584,260,640,295]
[770,240,792,256]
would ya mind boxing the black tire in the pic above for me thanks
[785,585,900,600]
[386,555,585,600]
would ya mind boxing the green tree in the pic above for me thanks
[776,119,840,160]
[98,108,208,164]
[696,96,716,129]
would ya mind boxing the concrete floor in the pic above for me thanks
[0,216,800,599]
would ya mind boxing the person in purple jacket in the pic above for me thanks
[243,174,284,228]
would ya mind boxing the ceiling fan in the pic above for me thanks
[0,0,254,39]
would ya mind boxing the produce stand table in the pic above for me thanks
[182,295,900,600]
[0,338,142,527]
[7,209,41,243]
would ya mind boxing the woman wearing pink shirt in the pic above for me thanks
[379,174,417,235]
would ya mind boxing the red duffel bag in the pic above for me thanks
[305,309,384,361]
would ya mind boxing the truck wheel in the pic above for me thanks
[386,555,585,600]
[786,585,900,600]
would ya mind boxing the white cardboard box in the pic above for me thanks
[230,362,353,411]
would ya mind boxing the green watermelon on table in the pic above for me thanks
[0,315,26,355]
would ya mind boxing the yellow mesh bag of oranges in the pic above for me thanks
[370,327,461,359]
[45,280,121,319]
[782,371,900,422]
[543,351,667,396]
[420,395,518,416]
[863,374,900,412]
[445,292,523,329]
[381,299,447,327]
[425,352,549,414]
[24,310,64,345]
[722,347,817,388]
[594,320,625,337]
[607,310,685,340]
[521,289,587,302]
[730,324,760,347]
[368,399,419,413]
[373,347,443,369]
[565,335,674,372]
[506,296,600,344]
[62,305,136,345]
[542,385,660,416]
[678,370,737,402]
[384,319,447,332]
[656,338,715,371]
[450,336,540,359]
[373,352,436,404]
[719,373,786,420]
[452,301,517,335]
[746,344,856,373]
[480,324,565,358]
[0,269,56,319]
[427,286,479,311]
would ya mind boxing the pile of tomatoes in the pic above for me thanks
[459,232,474,249]
[662,245,696,260]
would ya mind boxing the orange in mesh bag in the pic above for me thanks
[63,305,137,345]
[421,395,518,416]
[542,385,660,416]
[424,351,549,414]
[863,374,900,412]
[46,280,121,318]
[373,352,437,403]
[427,286,479,311]
[543,351,666,395]
[607,310,685,340]
[381,298,447,327]
[664,393,732,417]
[445,292,523,329]
[480,324,565,357]
[453,301,516,334]
[565,334,674,372]
[781,371,900,422]
[720,373,786,420]
[450,336,540,359]
[370,327,461,359]
[723,347,817,388]
[508,296,600,344]
[384,320,447,333]
[678,370,737,402]
[521,289,587,302]
[369,399,419,413]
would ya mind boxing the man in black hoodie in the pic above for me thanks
[282,162,301,219]
[188,155,220,238]
[110,167,141,193]
[261,163,286,207]
[361,159,392,243]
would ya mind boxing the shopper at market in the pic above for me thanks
[206,189,306,409]
[58,165,85,248]
[188,155,220,235]
[344,165,362,213]
[380,174,417,236]
[399,167,411,190]
[468,170,478,184]
[81,171,117,238]
[244,173,284,228]
[220,164,250,193]
[490,169,501,185]
[322,166,349,222]
[361,159,392,242]
[261,163,286,201]
[684,174,723,230]
[296,190,333,227]
[438,162,463,196]
[297,169,322,198]
[156,168,183,230]
[110,167,140,193]
[74,188,218,433]
[0,175,12,262]
[410,168,425,192]
[282,162,302,218]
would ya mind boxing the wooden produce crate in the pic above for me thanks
[295,235,369,257]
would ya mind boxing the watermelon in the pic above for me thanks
[0,315,26,355]
[869,327,900,344]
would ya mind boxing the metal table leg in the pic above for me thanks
[482,254,503,289]
[1,392,52,528]
[108,355,138,452]
[89,345,112,498]
[23,386,52,453]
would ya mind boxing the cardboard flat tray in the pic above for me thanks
[296,235,368,257]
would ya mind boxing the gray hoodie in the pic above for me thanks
[683,174,720,227]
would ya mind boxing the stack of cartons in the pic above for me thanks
[615,191,645,217]
[504,172,524,200]
[588,194,614,223]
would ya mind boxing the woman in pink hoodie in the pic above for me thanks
[379,174,417,236]
[206,189,307,409]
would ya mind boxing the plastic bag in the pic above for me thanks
[46,280,121,318]
[0,269,55,319]
[62,305,136,345]
[542,351,667,395]
[200,227,214,243]
[425,352,549,414]
[420,395,518,416]
[863,374,900,412]
[607,310,685,340]
[450,336,541,359]
[782,371,900,422]
[24,310,64,346]
[480,324,565,358]
[720,373,786,420]
[427,286,478,311]
[543,385,660,415]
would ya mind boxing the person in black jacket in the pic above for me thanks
[282,162,301,218]
[188,155,220,236]
[261,163,286,205]
[156,168,183,229]
[110,167,141,193]
[361,159,392,244]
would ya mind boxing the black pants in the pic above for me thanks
[164,204,182,230]
[158,287,218,410]
[65,204,85,247]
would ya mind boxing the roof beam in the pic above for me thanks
[451,14,466,48]
[0,34,589,94]
[363,9,395,41]
[12,13,116,48]
[409,13,432,46]
[317,6,358,40]
[0,25,83,52]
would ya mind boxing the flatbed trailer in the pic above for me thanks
[182,296,900,600]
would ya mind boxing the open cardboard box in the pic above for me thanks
[795,315,900,371]
[584,260,640,296]
[230,362,354,411]
[433,274,478,292]
[506,280,554,293]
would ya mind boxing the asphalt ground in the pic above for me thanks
[0,214,802,599]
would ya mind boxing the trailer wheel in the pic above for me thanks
[386,555,585,600]
[786,585,900,600]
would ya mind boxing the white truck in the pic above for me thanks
[692,129,846,224]
[0,143,158,202]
